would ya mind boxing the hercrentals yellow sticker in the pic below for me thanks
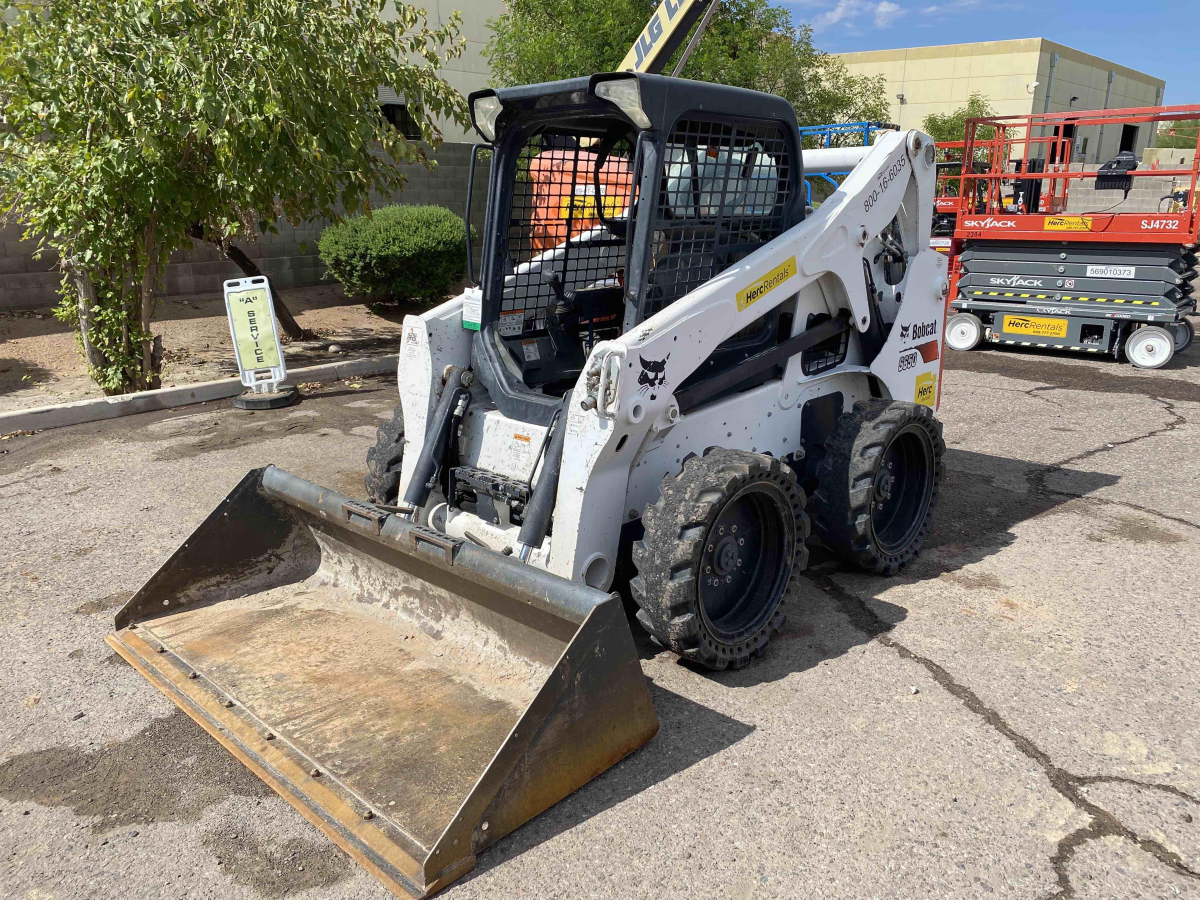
[914,371,937,408]
[737,257,796,311]
[1044,216,1093,232]
[1001,315,1068,338]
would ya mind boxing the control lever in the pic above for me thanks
[541,270,580,357]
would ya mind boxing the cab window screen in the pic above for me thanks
[642,117,793,320]
[499,130,634,332]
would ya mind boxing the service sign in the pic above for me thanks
[224,278,286,388]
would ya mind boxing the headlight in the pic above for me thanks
[595,78,651,130]
[471,94,503,143]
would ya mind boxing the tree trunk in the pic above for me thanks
[223,243,310,340]
[139,225,163,391]
[66,263,110,374]
[140,267,162,390]
[188,225,312,341]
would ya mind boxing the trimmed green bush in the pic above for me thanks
[318,204,473,303]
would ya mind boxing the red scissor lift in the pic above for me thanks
[939,104,1199,368]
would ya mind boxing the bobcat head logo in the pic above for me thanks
[900,323,910,340]
[638,354,669,398]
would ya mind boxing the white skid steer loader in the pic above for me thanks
[108,61,948,900]
[368,74,949,667]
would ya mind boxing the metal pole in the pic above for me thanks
[671,0,720,77]
[1096,71,1115,163]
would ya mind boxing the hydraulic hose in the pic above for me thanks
[402,368,471,514]
[516,391,572,557]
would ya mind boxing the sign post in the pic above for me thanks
[223,276,298,409]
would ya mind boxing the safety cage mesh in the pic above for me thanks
[499,130,635,334]
[642,117,794,319]
[800,313,850,376]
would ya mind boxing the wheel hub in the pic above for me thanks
[874,467,894,502]
[698,483,793,643]
[713,535,739,574]
[870,426,935,556]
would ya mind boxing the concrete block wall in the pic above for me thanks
[1056,163,1190,215]
[0,142,491,310]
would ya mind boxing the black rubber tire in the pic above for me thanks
[630,449,809,670]
[364,405,405,505]
[811,400,945,575]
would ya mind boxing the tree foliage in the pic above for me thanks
[485,0,889,128]
[1156,120,1200,151]
[0,0,467,393]
[921,92,1001,145]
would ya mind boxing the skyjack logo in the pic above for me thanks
[962,217,1016,229]
[988,275,1044,288]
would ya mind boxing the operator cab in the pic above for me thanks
[467,74,805,426]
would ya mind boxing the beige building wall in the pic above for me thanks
[383,0,506,142]
[836,39,1165,164]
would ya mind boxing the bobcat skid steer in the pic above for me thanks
[108,73,948,900]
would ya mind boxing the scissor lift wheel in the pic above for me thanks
[946,312,984,351]
[1171,320,1194,353]
[1125,326,1175,370]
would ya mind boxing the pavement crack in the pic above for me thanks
[1039,490,1200,532]
[1027,396,1188,500]
[806,570,1200,898]
[1075,773,1200,805]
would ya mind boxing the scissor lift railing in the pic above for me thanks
[951,104,1200,244]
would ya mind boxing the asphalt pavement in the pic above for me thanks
[1,340,1198,900]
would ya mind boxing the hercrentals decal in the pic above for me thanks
[737,257,796,311]
[1001,315,1068,338]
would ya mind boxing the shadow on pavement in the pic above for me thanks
[947,346,1200,400]
[639,448,1120,690]
[461,679,756,882]
[0,358,53,396]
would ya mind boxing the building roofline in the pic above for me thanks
[834,37,1163,87]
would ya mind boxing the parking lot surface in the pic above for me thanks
[2,339,1198,899]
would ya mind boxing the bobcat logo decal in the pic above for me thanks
[638,354,669,399]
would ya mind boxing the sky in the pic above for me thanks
[782,0,1196,105]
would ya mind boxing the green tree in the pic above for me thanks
[921,92,1000,144]
[0,0,467,394]
[1156,120,1199,150]
[485,0,888,128]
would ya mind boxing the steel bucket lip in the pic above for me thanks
[110,465,659,898]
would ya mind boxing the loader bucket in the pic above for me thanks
[106,466,658,898]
